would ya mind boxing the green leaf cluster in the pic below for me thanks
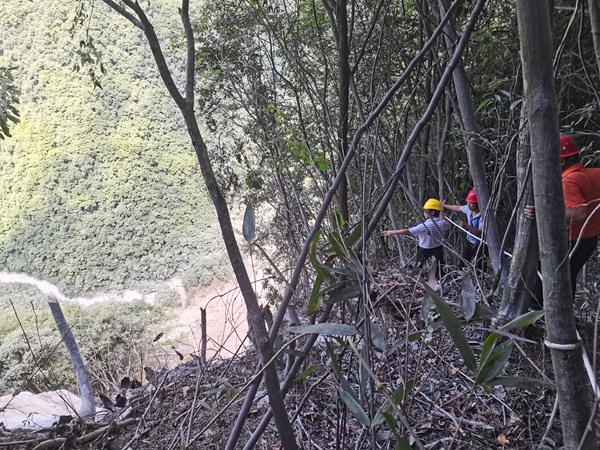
[421,280,549,392]
[0,0,226,295]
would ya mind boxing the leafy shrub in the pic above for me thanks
[182,252,233,293]
[153,287,182,308]
[0,283,48,311]
[0,321,73,394]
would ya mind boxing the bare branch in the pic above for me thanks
[101,0,187,109]
[180,0,195,104]
[101,0,144,30]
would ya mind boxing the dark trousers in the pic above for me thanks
[568,235,598,298]
[459,240,486,269]
[532,235,598,308]
[415,246,445,279]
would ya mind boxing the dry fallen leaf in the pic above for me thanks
[509,414,525,426]
[497,433,510,446]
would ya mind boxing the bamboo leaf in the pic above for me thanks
[421,291,433,323]
[382,411,396,431]
[242,205,256,243]
[330,210,345,230]
[307,273,324,317]
[294,364,319,382]
[487,376,553,392]
[460,272,477,320]
[371,408,388,428]
[474,327,536,344]
[482,341,514,383]
[369,318,387,352]
[346,223,363,247]
[324,284,362,306]
[309,230,328,277]
[500,310,545,331]
[395,437,412,450]
[327,231,345,256]
[475,97,492,112]
[327,345,341,375]
[338,387,370,427]
[421,280,477,372]
[478,333,500,376]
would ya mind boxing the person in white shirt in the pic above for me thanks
[385,198,451,278]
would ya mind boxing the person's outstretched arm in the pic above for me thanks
[384,229,412,237]
[442,200,462,212]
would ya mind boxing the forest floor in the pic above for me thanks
[2,256,600,450]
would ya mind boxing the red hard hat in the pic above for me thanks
[465,189,477,203]
[560,135,580,158]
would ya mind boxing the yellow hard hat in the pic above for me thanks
[423,198,442,211]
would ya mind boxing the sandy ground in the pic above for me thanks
[170,278,251,359]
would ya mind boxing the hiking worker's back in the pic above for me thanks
[525,135,600,298]
[561,135,600,295]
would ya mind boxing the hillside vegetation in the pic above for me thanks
[0,0,228,295]
[1,0,600,448]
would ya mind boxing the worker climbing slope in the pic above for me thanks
[385,199,451,279]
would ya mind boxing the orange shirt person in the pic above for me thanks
[524,135,600,298]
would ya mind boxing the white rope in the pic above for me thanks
[544,339,581,351]
[444,216,513,258]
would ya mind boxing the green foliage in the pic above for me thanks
[0,325,73,394]
[307,219,363,316]
[0,299,164,395]
[182,252,233,293]
[421,280,549,392]
[0,0,226,295]
[0,283,48,311]
[153,287,182,308]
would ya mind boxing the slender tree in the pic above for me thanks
[498,107,539,322]
[516,1,595,447]
[95,1,298,447]
[47,296,96,418]
[588,0,600,75]
[437,0,504,278]
[322,0,351,223]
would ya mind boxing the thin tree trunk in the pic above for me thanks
[437,0,504,279]
[47,296,96,418]
[588,0,600,75]
[100,2,299,447]
[517,1,595,447]
[437,94,451,199]
[323,0,351,223]
[498,107,539,322]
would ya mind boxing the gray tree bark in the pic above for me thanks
[516,1,596,448]
[47,296,96,418]
[497,108,539,322]
[588,0,600,76]
[437,0,504,279]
